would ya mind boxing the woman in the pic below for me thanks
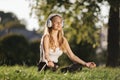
[38,13,96,72]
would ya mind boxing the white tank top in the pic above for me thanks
[49,47,63,63]
[39,35,63,64]
[40,45,63,64]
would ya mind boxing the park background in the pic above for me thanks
[0,0,119,80]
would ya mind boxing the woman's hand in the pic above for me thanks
[47,61,54,67]
[85,62,96,68]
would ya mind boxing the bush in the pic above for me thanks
[27,40,40,66]
[58,41,97,66]
[58,54,72,66]
[71,41,97,62]
[0,34,30,65]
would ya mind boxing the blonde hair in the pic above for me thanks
[42,14,65,51]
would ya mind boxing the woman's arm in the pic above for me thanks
[43,35,54,67]
[63,37,96,68]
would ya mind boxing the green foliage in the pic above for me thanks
[0,11,26,30]
[58,54,72,66]
[0,34,30,65]
[0,65,120,80]
[29,0,100,47]
[4,21,25,29]
[0,34,41,66]
[0,11,19,25]
[28,40,40,65]
[107,0,119,7]
[71,41,97,62]
[29,0,101,64]
[0,24,4,30]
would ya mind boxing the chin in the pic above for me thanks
[58,29,61,31]
[58,28,62,30]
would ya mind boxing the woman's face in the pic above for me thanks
[51,16,63,31]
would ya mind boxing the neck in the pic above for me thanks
[51,29,58,37]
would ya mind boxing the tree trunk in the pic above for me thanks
[106,6,119,67]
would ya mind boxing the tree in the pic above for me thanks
[29,0,100,64]
[0,11,25,29]
[0,11,18,25]
[29,0,100,45]
[106,0,119,67]
[29,0,120,67]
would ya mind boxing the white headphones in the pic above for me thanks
[47,14,64,28]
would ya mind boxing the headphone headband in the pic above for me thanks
[47,14,64,28]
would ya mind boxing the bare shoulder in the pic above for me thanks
[63,37,69,45]
[43,34,49,41]
[63,37,68,43]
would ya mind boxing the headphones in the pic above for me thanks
[47,14,64,28]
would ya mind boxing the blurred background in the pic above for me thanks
[0,0,119,67]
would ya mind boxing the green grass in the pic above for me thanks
[0,65,120,80]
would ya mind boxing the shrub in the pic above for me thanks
[70,41,97,62]
[27,40,40,66]
[0,34,30,65]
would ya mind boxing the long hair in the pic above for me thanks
[41,14,65,51]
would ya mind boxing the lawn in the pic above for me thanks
[0,65,120,80]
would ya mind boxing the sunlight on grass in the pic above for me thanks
[0,65,120,80]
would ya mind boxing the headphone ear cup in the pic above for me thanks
[47,19,52,28]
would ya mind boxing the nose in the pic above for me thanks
[58,22,62,27]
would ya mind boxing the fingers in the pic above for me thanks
[89,62,96,68]
[85,62,91,68]
[48,61,54,67]
[85,62,96,69]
